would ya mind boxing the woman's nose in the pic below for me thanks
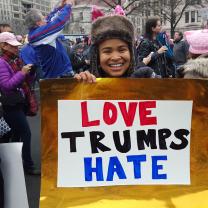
[111,52,121,61]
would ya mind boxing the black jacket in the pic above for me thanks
[137,38,170,78]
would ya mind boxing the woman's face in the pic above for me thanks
[2,43,19,55]
[152,20,162,34]
[99,39,131,77]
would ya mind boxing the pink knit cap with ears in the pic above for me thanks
[185,29,208,55]
[113,5,126,16]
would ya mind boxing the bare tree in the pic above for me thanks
[158,0,203,38]
[102,0,141,15]
[102,0,205,37]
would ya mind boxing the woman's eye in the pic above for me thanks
[119,48,127,53]
[103,50,111,54]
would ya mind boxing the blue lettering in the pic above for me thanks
[127,155,146,179]
[84,157,104,181]
[152,155,167,179]
[107,156,127,181]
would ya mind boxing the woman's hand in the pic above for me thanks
[21,64,33,75]
[157,46,168,54]
[60,0,75,7]
[74,71,96,83]
[143,55,151,65]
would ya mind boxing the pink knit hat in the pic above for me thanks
[184,29,208,54]
[0,32,22,46]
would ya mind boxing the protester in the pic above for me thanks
[173,31,189,69]
[25,0,75,79]
[0,24,13,57]
[137,18,171,78]
[180,30,208,78]
[57,34,72,57]
[20,43,42,81]
[0,32,39,175]
[70,43,90,73]
[0,24,12,33]
[74,9,155,82]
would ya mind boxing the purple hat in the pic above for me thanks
[0,32,22,46]
[185,29,208,55]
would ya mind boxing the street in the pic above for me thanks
[26,89,41,208]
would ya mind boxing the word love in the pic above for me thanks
[81,101,157,127]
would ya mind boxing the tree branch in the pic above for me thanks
[124,0,139,10]
[102,0,115,9]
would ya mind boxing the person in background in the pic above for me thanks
[0,24,14,142]
[180,30,208,78]
[0,24,13,56]
[173,31,189,73]
[0,32,39,175]
[57,34,72,58]
[137,18,171,78]
[25,0,75,79]
[70,43,90,73]
[20,43,42,81]
[76,37,82,44]
[0,24,12,33]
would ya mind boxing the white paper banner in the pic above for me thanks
[0,143,29,208]
[58,100,193,187]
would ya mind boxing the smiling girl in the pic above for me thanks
[74,14,154,82]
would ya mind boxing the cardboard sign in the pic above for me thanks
[0,143,29,208]
[40,79,208,208]
[58,100,192,187]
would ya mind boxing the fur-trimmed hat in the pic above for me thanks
[90,15,135,77]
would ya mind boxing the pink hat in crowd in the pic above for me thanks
[184,29,208,55]
[0,32,22,46]
[16,35,23,42]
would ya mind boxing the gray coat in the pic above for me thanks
[183,57,208,78]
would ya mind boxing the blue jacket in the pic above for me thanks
[157,32,174,59]
[28,5,73,78]
[20,44,39,65]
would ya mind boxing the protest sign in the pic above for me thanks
[40,78,208,208]
[58,100,192,187]
[0,143,29,208]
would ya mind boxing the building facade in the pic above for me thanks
[0,0,52,34]
[71,0,208,37]
[67,0,128,34]
[129,0,208,37]
[0,0,207,36]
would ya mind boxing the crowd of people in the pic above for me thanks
[0,0,208,206]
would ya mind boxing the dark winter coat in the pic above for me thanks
[137,38,170,78]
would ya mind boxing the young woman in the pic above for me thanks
[137,18,170,78]
[74,15,155,82]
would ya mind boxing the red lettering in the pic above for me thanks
[118,102,137,127]
[81,101,100,127]
[139,101,157,126]
[103,102,118,125]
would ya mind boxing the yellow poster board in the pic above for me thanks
[40,78,208,208]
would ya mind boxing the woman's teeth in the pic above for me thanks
[109,64,123,67]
